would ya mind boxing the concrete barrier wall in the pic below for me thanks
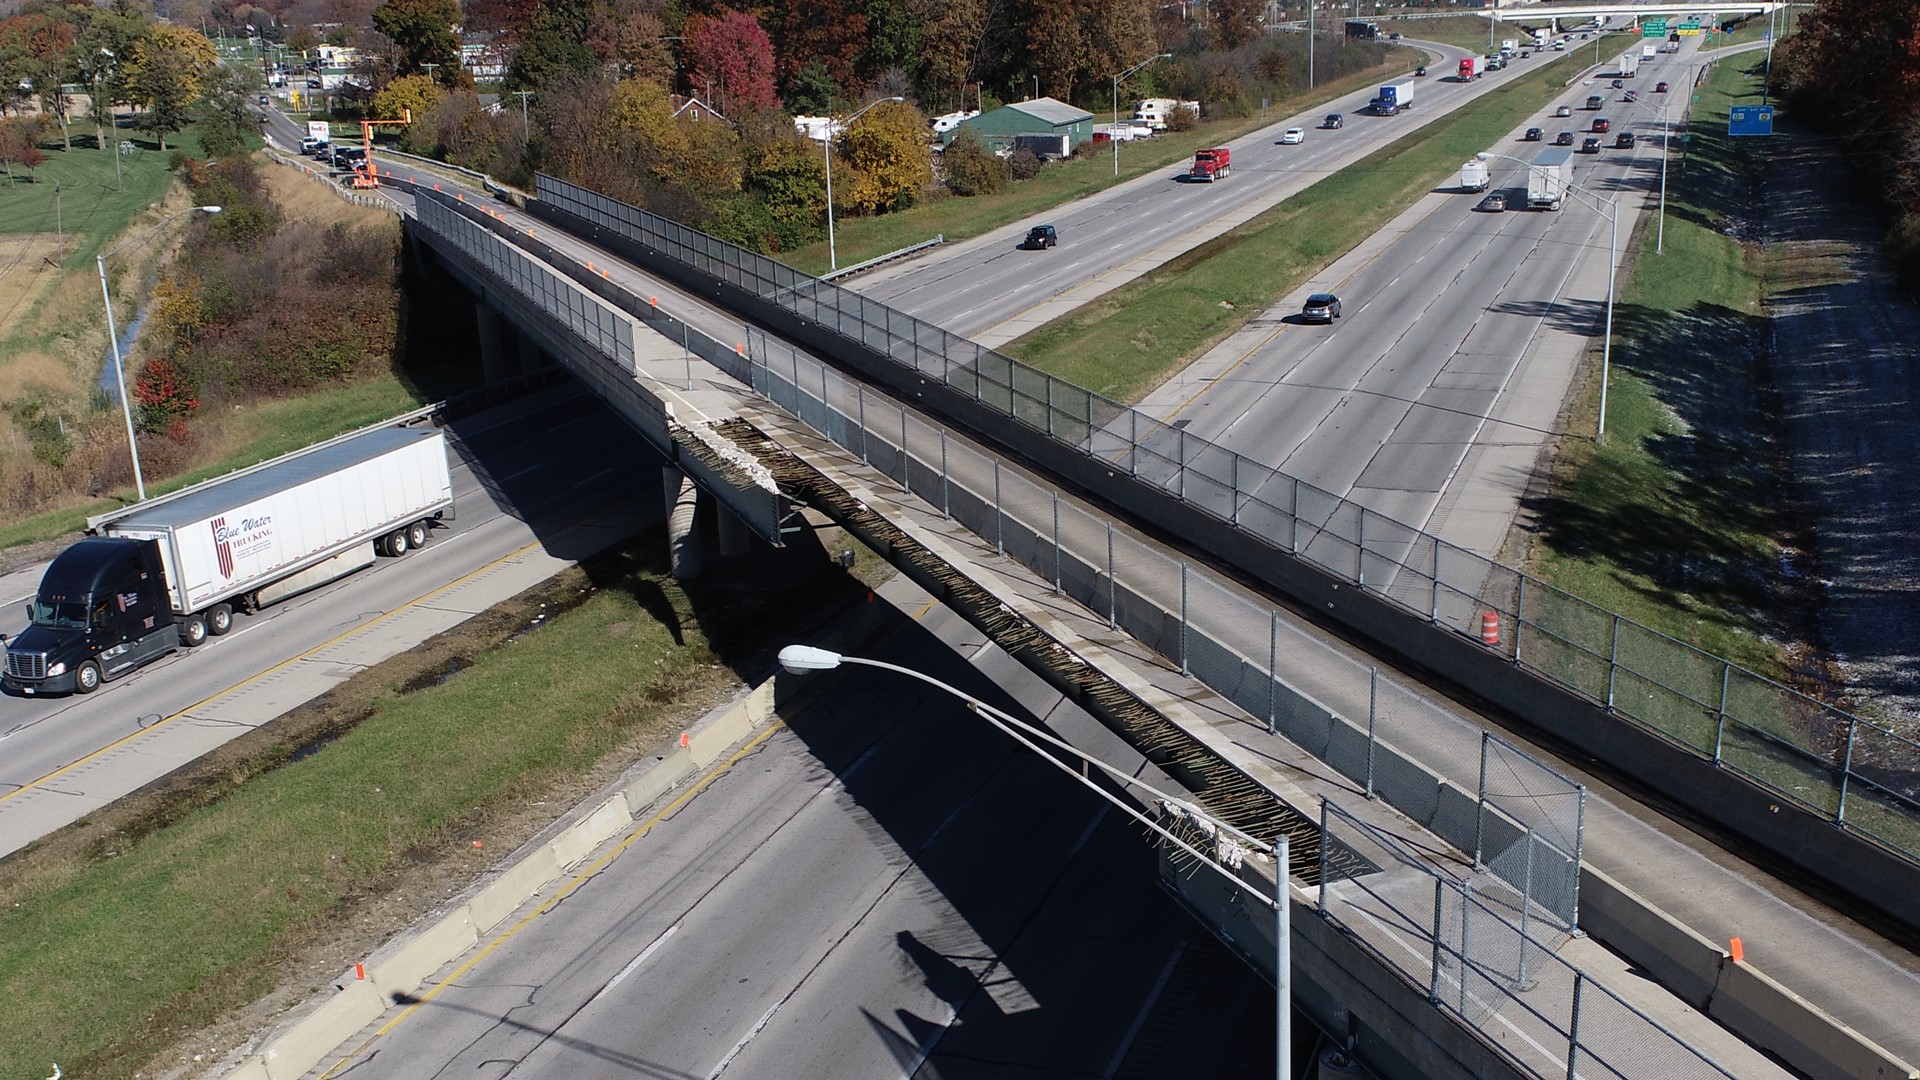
[1709,959,1917,1080]
[1579,867,1725,1010]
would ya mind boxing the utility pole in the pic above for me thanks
[515,90,534,129]
[421,61,438,85]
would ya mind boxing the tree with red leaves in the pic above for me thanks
[778,0,865,97]
[684,8,779,113]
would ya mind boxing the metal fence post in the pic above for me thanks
[1129,409,1140,477]
[1518,829,1534,986]
[1605,614,1621,711]
[1514,577,1528,666]
[1431,541,1442,624]
[1316,800,1330,915]
[1177,430,1187,501]
[1289,477,1301,554]
[857,385,868,465]
[1474,732,1491,869]
[940,430,950,520]
[1428,879,1446,1004]
[900,409,909,486]
[1107,522,1117,627]
[1566,971,1586,1080]
[1571,785,1587,933]
[1458,879,1473,1015]
[1179,563,1190,676]
[1231,454,1241,526]
[683,321,693,391]
[1268,613,1280,736]
[1366,667,1379,799]
[1356,510,1366,586]
[1836,717,1859,827]
[1713,661,1731,766]
[1052,493,1062,594]
[994,460,1004,555]
[1046,378,1055,438]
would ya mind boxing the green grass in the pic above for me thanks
[1528,58,1780,678]
[1002,51,1589,401]
[1700,11,1798,51]
[781,59,1424,276]
[0,128,178,268]
[0,538,867,1079]
[0,374,439,549]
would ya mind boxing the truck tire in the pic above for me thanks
[406,520,429,549]
[207,604,234,636]
[74,661,102,694]
[181,613,209,647]
[387,528,409,556]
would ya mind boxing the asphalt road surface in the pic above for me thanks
[315,599,1287,1080]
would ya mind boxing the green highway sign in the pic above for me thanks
[1643,18,1668,36]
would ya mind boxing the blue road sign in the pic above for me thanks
[1728,106,1774,136]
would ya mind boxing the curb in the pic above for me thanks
[216,592,891,1080]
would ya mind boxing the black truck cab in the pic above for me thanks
[3,537,178,695]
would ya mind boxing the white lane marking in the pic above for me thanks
[587,922,681,1008]
[1102,942,1186,1080]
[706,1000,782,1079]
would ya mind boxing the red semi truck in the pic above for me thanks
[1190,147,1232,181]
[1459,56,1486,80]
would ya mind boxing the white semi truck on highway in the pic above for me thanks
[2,425,454,695]
[1528,148,1574,210]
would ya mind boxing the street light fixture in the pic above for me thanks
[97,205,223,502]
[824,96,904,272]
[1478,150,1617,441]
[776,644,1293,1080]
[1112,53,1172,177]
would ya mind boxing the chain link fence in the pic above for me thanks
[1318,801,1737,1080]
[529,172,1920,868]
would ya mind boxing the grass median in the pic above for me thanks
[0,533,881,1079]
[1003,50,1590,400]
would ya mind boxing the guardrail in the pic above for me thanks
[820,235,944,282]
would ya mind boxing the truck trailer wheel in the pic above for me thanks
[406,520,429,550]
[181,613,209,647]
[385,529,409,557]
[74,661,102,694]
[207,604,234,636]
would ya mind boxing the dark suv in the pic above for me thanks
[1301,293,1342,323]
[1615,131,1636,149]
[1023,224,1058,250]
[1324,113,1344,129]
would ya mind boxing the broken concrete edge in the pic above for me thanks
[214,593,890,1080]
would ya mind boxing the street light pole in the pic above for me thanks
[1112,53,1172,177]
[825,96,904,271]
[96,205,223,502]
[777,644,1293,1079]
[1478,152,1618,441]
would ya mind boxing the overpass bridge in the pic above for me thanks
[343,161,1918,1080]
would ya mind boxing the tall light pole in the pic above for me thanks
[824,96,904,271]
[777,645,1293,1079]
[514,89,534,129]
[1478,151,1617,441]
[1112,53,1172,177]
[97,206,223,502]
[420,61,438,85]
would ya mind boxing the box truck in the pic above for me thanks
[1641,42,1657,59]
[1373,81,1415,115]
[3,425,454,695]
[1458,56,1486,81]
[1460,159,1491,192]
[1527,148,1574,210]
[1620,52,1641,77]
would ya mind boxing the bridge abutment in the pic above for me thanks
[663,466,703,580]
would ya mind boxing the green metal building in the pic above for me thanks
[943,97,1095,157]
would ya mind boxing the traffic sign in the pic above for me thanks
[1728,105,1774,136]
[1677,19,1703,35]
[1643,18,1668,36]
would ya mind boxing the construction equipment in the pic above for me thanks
[349,108,411,189]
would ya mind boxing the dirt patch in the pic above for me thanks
[260,155,401,232]
[0,234,71,343]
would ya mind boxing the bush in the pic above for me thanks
[1008,147,1042,181]
[1167,103,1200,131]
[942,129,1007,197]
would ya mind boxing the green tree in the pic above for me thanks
[744,132,827,247]
[506,0,598,91]
[372,72,446,151]
[196,60,258,158]
[940,127,1005,196]
[371,0,461,78]
[126,26,218,151]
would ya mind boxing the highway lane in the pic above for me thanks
[856,38,1568,345]
[316,598,1280,1080]
[1136,37,1705,550]
[0,385,665,855]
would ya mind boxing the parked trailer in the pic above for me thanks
[2,425,454,695]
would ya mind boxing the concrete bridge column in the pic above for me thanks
[663,466,703,581]
[517,329,541,374]
[716,506,752,557]
[475,303,509,382]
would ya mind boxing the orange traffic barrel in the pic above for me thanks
[1480,611,1500,646]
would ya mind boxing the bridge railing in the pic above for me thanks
[528,173,1920,878]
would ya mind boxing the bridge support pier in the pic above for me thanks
[517,328,541,374]
[663,466,704,581]
[475,303,510,383]
[716,506,751,558]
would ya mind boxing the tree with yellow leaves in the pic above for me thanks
[124,25,217,150]
[372,74,447,154]
[832,100,929,216]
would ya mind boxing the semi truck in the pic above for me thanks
[1190,147,1231,181]
[2,425,454,695]
[1373,81,1415,115]
[1527,148,1574,210]
[1458,56,1486,81]
[1620,52,1641,77]
[1460,159,1490,192]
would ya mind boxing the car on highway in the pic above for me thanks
[1523,127,1543,141]
[1301,293,1342,323]
[306,78,321,88]
[1615,131,1637,149]
[1555,104,1573,117]
[1280,128,1305,144]
[1592,117,1611,133]
[1477,193,1507,212]
[1582,136,1603,153]
[1323,113,1344,129]
[1552,40,1566,50]
[1555,131,1576,146]
[1624,89,1640,103]
[1415,65,1427,77]
[1023,224,1058,250]
[258,95,270,107]
[1655,81,1671,92]
[1610,78,1625,89]
[300,136,323,154]
[1586,95,1604,109]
